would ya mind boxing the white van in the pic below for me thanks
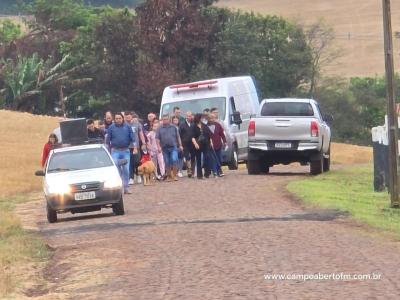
[160,76,260,169]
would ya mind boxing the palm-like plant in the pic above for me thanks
[2,53,43,108]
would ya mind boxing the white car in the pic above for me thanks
[36,144,124,223]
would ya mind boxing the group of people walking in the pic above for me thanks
[42,107,227,194]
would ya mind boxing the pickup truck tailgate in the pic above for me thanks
[252,117,316,141]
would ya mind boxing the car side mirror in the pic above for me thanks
[231,111,242,125]
[323,114,334,124]
[35,170,45,176]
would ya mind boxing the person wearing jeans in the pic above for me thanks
[106,112,137,194]
[191,113,213,179]
[156,114,183,181]
[208,112,227,177]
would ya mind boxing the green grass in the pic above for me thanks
[0,195,49,298]
[287,165,400,238]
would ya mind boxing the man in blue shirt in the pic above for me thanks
[106,112,137,194]
[156,114,183,181]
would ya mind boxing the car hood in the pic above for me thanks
[45,166,120,185]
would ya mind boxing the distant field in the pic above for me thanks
[0,110,58,197]
[0,15,28,32]
[218,0,400,77]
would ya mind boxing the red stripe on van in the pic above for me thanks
[170,80,218,90]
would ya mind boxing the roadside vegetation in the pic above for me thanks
[288,165,400,239]
[0,110,55,297]
[0,195,49,297]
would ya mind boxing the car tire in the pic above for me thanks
[262,159,270,174]
[113,196,125,216]
[310,151,323,175]
[323,147,331,172]
[228,146,239,170]
[247,159,261,175]
[47,203,57,223]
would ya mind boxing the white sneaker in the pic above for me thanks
[137,176,142,184]
[178,171,183,178]
[129,178,134,185]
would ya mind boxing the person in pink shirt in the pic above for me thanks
[147,119,165,179]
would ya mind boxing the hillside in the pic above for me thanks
[0,110,58,197]
[218,0,400,77]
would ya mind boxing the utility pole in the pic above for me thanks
[382,0,400,207]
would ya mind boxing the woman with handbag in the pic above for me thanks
[191,113,213,179]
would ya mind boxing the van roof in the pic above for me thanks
[166,76,253,89]
[162,76,256,103]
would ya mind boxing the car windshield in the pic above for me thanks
[162,97,226,120]
[261,102,314,117]
[47,148,113,173]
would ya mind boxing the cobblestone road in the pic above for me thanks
[17,165,400,299]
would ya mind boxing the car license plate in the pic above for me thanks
[74,191,96,201]
[275,142,292,149]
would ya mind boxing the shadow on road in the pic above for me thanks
[41,209,349,236]
[56,212,116,223]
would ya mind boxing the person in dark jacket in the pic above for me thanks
[191,113,213,179]
[208,113,227,176]
[106,112,137,194]
[173,106,185,125]
[104,111,113,130]
[87,119,105,141]
[179,111,196,178]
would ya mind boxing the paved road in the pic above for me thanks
[17,166,400,299]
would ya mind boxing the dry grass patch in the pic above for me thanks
[331,142,372,165]
[0,110,58,197]
[217,0,400,77]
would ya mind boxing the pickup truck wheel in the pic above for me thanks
[310,152,323,175]
[112,196,125,215]
[247,159,261,175]
[323,148,331,172]
[261,166,270,174]
[47,203,57,223]
[228,147,239,170]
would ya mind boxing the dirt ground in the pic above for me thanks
[14,165,400,300]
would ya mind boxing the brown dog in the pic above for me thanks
[137,160,156,186]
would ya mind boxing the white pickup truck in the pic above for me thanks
[247,98,332,175]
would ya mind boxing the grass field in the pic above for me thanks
[288,165,400,239]
[0,110,58,197]
[0,110,56,297]
[331,142,372,165]
[218,0,400,77]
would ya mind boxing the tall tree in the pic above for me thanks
[304,19,342,96]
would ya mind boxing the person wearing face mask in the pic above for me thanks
[191,113,213,179]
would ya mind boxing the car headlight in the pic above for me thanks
[104,177,122,189]
[47,182,71,194]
